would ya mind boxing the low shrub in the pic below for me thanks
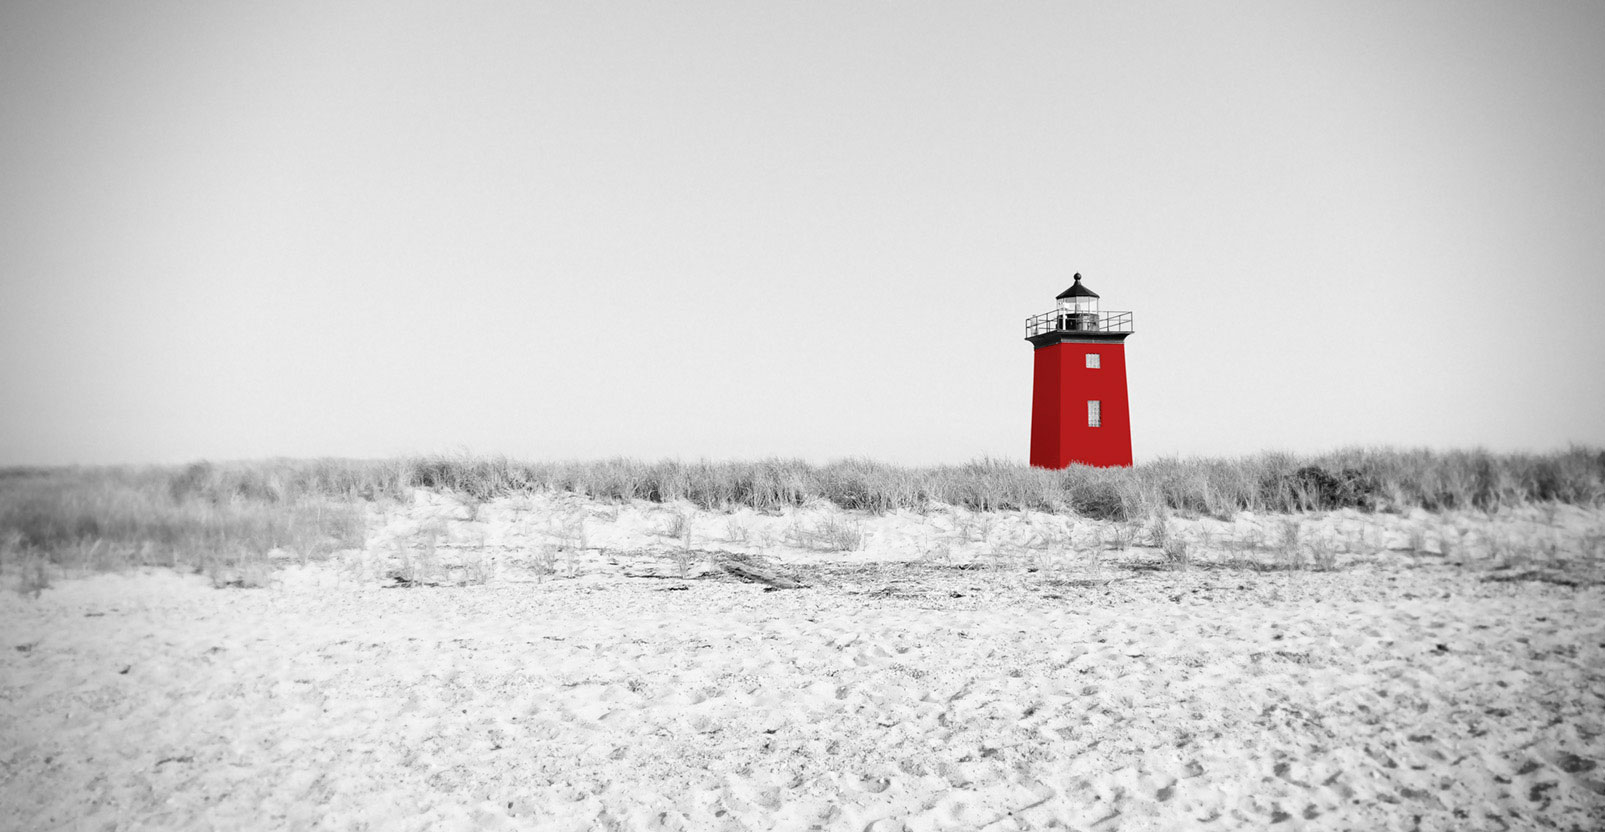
[1261,466,1380,512]
[1065,477,1127,520]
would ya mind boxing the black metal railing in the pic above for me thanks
[1025,309,1134,337]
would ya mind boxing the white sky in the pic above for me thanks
[3,1,1603,466]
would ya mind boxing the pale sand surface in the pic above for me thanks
[3,494,1603,831]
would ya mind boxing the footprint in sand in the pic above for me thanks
[1543,750,1597,775]
[1272,761,1313,788]
[853,775,892,794]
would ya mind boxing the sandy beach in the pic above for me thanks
[4,493,1603,831]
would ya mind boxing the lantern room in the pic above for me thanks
[1056,273,1100,331]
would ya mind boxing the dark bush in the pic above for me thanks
[1263,466,1379,511]
[1066,479,1127,520]
[168,461,215,502]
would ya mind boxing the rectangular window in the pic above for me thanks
[1085,353,1100,368]
[1088,400,1101,427]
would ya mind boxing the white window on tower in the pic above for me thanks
[1085,353,1100,369]
[1088,400,1102,427]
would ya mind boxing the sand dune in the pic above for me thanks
[3,493,1602,830]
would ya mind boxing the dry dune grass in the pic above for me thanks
[0,463,373,588]
[2,447,1602,587]
[403,447,1605,516]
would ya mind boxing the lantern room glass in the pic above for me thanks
[1057,293,1100,331]
[1058,295,1099,315]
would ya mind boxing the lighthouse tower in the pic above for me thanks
[1025,273,1135,468]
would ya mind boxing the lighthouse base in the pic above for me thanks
[1029,339,1132,469]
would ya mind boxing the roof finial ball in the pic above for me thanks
[1024,273,1136,468]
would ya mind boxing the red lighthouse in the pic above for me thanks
[1025,273,1135,468]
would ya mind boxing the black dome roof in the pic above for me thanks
[1055,273,1100,300]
